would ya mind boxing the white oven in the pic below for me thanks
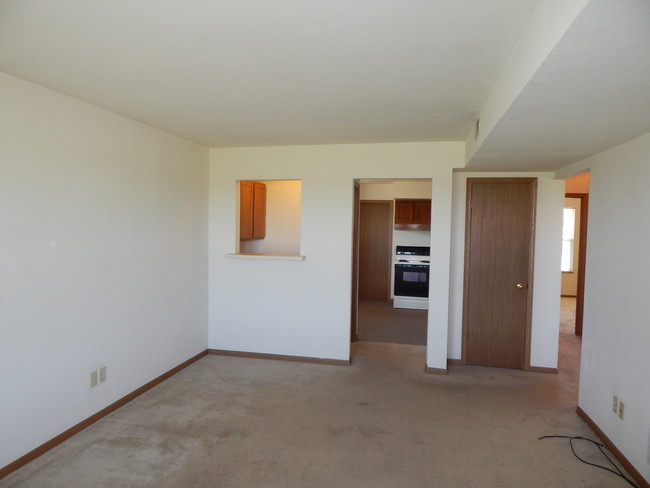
[393,246,430,310]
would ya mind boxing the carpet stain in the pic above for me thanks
[327,423,391,439]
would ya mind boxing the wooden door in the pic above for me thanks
[463,178,536,369]
[394,199,431,225]
[239,181,266,240]
[252,182,266,239]
[359,201,392,301]
[351,183,360,341]
[413,201,431,224]
[239,181,254,240]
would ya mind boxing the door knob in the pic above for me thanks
[516,283,527,290]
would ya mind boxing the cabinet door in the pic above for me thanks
[239,181,254,240]
[413,201,431,224]
[394,200,415,224]
[252,182,266,239]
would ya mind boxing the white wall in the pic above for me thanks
[240,180,301,254]
[209,143,464,369]
[565,172,590,193]
[0,72,209,469]
[559,132,650,481]
[448,172,564,368]
[360,179,432,200]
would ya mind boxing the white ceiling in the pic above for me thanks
[1,0,649,171]
[0,1,538,144]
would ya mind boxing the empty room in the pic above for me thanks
[1,1,649,487]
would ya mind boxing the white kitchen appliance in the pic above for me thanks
[393,246,430,310]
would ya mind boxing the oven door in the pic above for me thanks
[394,263,430,298]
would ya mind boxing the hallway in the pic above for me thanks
[557,297,581,389]
[357,300,427,346]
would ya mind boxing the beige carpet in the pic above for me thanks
[357,300,427,345]
[560,296,577,335]
[4,300,634,488]
[558,297,582,388]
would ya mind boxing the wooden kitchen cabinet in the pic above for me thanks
[394,199,431,229]
[240,181,266,240]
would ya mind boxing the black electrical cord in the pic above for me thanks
[538,435,640,488]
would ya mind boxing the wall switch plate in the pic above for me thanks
[99,366,106,383]
[90,370,98,387]
[618,401,625,420]
[613,396,619,414]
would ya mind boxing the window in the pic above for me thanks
[561,207,576,272]
[238,180,301,255]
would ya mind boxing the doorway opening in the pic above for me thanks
[559,172,589,377]
[351,179,432,348]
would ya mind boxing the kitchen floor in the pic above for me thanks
[358,297,579,350]
[357,300,427,345]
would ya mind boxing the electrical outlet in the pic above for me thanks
[90,370,98,387]
[613,395,619,414]
[618,401,625,420]
[99,366,106,383]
